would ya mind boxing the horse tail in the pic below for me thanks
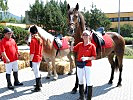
[114,56,119,71]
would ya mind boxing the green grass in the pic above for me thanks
[124,56,133,59]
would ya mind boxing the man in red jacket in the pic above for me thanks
[1,27,23,90]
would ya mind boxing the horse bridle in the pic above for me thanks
[68,11,81,35]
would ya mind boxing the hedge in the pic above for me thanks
[0,25,29,45]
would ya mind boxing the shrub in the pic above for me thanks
[124,37,133,45]
[124,46,133,56]
[0,24,28,45]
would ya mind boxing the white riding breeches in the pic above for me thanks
[32,62,41,78]
[5,60,18,74]
[77,66,93,86]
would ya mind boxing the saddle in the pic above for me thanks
[54,34,63,56]
[53,34,72,56]
[91,27,105,57]
[92,28,105,47]
[96,27,105,35]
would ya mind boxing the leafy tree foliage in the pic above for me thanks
[113,24,133,37]
[28,1,111,34]
[28,0,44,26]
[0,0,8,11]
[43,0,65,33]
[59,0,68,35]
[84,4,111,31]
[28,0,67,35]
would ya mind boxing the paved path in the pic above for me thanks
[0,58,133,100]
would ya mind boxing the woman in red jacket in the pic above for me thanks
[29,25,43,92]
[71,30,96,100]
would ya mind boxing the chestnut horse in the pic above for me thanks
[28,25,74,80]
[67,3,125,93]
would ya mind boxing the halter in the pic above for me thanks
[68,10,81,35]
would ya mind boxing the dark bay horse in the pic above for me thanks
[67,3,125,93]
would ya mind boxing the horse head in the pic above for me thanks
[67,3,85,37]
[67,3,80,36]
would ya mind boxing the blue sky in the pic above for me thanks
[8,0,133,17]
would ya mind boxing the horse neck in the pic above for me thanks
[73,12,85,45]
[74,23,84,45]
[37,27,54,42]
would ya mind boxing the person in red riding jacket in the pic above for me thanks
[1,27,23,90]
[71,30,96,100]
[29,25,43,92]
[0,40,2,60]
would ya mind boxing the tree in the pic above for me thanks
[28,0,44,26]
[113,24,133,37]
[85,4,111,31]
[0,0,8,11]
[0,0,8,20]
[59,0,68,35]
[43,0,65,33]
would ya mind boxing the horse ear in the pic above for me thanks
[75,3,79,11]
[67,4,70,10]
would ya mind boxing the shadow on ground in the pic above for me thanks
[0,73,70,100]
[48,83,116,100]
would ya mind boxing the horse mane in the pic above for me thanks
[78,12,86,32]
[36,26,54,43]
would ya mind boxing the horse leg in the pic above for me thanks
[117,66,122,87]
[71,69,79,94]
[52,60,58,80]
[45,59,52,79]
[108,53,115,84]
[71,53,79,94]
[67,53,74,75]
[116,56,123,87]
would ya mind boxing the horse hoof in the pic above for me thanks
[71,89,77,94]
[68,72,72,75]
[108,81,113,84]
[46,76,50,79]
[53,76,58,80]
[116,84,122,87]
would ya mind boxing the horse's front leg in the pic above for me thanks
[45,58,52,79]
[67,53,74,75]
[52,60,58,80]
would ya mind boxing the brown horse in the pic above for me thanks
[67,3,125,93]
[28,25,74,80]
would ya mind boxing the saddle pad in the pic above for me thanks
[91,33,113,48]
[53,37,69,50]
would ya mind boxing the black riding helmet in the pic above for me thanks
[30,25,38,35]
[3,27,13,33]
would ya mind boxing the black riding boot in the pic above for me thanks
[86,86,92,100]
[13,72,23,86]
[32,77,41,92]
[77,84,85,100]
[6,74,14,90]
[34,75,42,87]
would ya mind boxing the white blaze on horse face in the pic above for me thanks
[70,14,74,24]
[70,14,75,30]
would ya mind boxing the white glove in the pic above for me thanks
[81,57,89,61]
